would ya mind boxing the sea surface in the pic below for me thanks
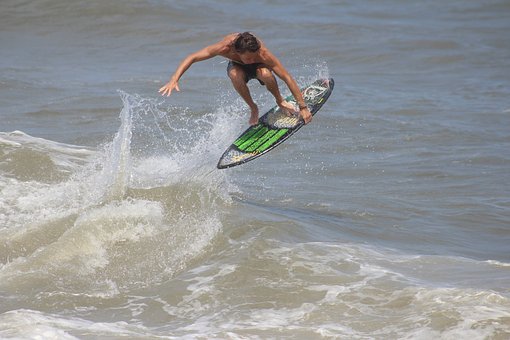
[1,0,510,339]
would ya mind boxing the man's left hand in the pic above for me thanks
[300,107,312,124]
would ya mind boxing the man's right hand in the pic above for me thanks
[159,80,180,96]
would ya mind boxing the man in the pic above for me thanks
[159,32,312,126]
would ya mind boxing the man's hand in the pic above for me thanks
[279,101,312,124]
[159,79,180,96]
[300,107,312,124]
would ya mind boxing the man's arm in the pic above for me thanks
[267,55,312,124]
[159,42,224,96]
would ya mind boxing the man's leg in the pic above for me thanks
[256,67,296,116]
[228,63,259,125]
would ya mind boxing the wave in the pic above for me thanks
[0,91,240,294]
[157,239,510,338]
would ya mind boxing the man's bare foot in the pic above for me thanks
[278,100,297,117]
[249,105,259,125]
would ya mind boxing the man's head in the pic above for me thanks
[234,32,260,54]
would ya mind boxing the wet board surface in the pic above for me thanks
[217,78,334,169]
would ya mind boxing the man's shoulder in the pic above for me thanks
[214,33,237,55]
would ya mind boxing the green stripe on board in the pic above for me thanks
[245,129,278,152]
[234,125,262,147]
[238,126,269,151]
[257,128,288,153]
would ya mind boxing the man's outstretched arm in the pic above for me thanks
[270,61,312,124]
[159,43,223,96]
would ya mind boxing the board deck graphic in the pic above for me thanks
[217,78,334,169]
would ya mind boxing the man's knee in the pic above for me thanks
[256,67,274,82]
[228,65,246,83]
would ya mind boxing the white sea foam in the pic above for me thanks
[0,130,94,173]
[151,239,510,338]
[486,260,510,267]
[0,309,158,340]
[0,91,233,295]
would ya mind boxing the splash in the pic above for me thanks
[0,91,240,295]
[101,91,134,201]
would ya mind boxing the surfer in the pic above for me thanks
[159,32,312,126]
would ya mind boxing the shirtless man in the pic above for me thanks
[159,32,312,126]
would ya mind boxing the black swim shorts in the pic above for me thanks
[227,61,265,85]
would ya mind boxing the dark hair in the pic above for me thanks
[234,32,260,53]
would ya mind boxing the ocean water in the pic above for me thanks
[1,0,509,338]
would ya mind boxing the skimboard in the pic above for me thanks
[217,78,334,169]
